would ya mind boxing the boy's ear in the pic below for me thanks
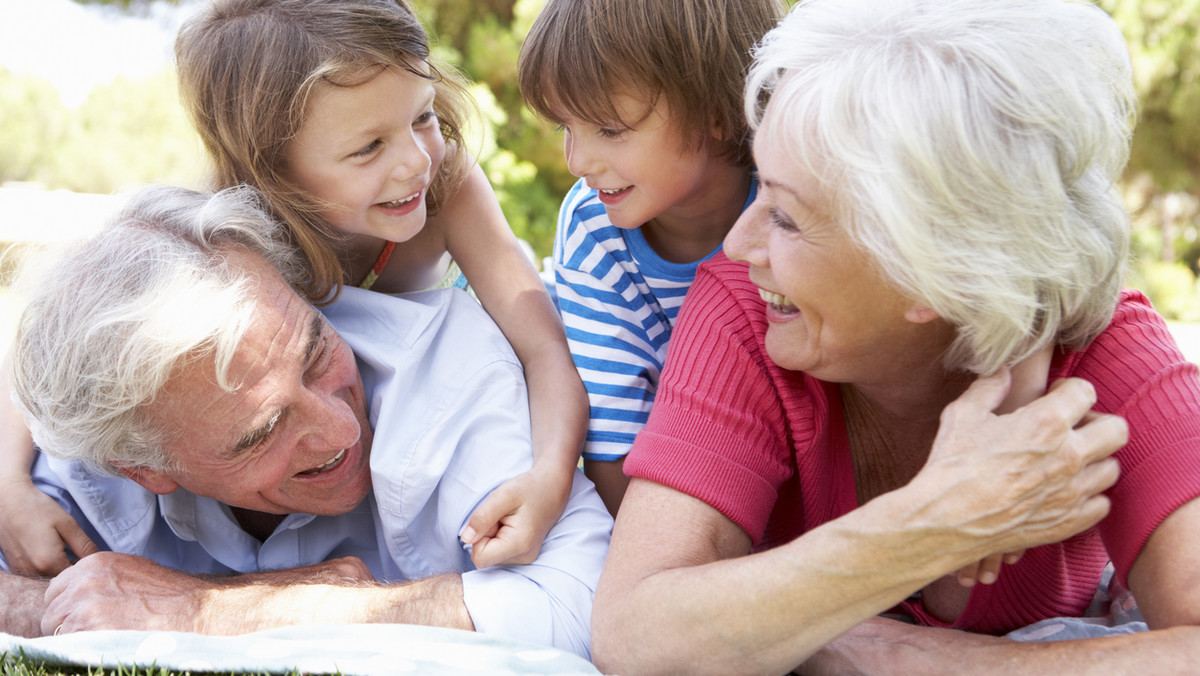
[905,303,941,324]
[114,465,180,495]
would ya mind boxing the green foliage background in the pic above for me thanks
[1,0,1199,317]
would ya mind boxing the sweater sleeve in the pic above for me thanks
[1069,290,1200,586]
[625,255,802,543]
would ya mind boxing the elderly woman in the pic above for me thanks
[591,0,1200,673]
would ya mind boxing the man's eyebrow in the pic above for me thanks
[228,312,326,457]
[231,409,282,456]
[303,313,326,364]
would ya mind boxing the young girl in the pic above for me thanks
[517,0,786,514]
[0,0,588,573]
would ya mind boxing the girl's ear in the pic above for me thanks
[114,465,181,495]
[905,304,941,324]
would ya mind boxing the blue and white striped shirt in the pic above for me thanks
[553,178,758,461]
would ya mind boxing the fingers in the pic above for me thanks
[1003,549,1026,565]
[462,492,513,546]
[1071,411,1129,465]
[955,367,1014,415]
[57,521,98,563]
[955,561,982,587]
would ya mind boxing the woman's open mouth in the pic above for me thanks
[759,288,799,314]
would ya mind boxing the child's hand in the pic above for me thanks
[954,347,1053,587]
[0,477,97,576]
[460,466,572,569]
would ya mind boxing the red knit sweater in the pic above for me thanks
[627,252,1200,634]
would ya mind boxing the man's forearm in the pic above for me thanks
[197,573,474,634]
[801,618,1200,675]
[45,553,474,635]
[0,572,49,637]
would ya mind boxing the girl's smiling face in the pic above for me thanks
[284,64,446,245]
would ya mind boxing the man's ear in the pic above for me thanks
[114,465,180,495]
[905,303,941,324]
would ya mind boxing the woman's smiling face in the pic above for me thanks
[723,104,942,383]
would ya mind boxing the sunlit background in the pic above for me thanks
[0,0,1198,363]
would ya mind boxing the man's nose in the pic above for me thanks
[295,387,360,453]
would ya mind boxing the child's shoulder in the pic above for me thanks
[557,178,618,243]
[559,178,604,221]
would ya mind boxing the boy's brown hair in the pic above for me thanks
[176,0,474,302]
[518,0,786,167]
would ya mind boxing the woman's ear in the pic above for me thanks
[114,465,181,495]
[905,304,941,324]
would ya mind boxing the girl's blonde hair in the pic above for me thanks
[176,0,474,301]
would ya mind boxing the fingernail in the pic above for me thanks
[460,526,476,542]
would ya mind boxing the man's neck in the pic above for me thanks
[231,507,287,542]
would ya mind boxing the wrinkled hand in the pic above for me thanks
[42,552,210,635]
[461,466,571,568]
[43,553,374,635]
[911,370,1126,567]
[0,478,97,576]
[953,351,1051,587]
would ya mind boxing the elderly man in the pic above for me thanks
[0,185,610,658]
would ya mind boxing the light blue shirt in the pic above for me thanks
[13,287,612,658]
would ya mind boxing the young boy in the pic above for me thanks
[518,0,785,514]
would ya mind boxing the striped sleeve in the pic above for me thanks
[553,182,672,461]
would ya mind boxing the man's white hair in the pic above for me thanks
[12,185,309,474]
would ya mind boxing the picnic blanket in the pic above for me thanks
[0,624,601,675]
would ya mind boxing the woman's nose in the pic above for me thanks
[723,200,769,266]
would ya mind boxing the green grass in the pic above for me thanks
[2,653,305,676]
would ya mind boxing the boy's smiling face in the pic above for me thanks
[559,92,715,232]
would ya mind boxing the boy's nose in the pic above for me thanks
[564,132,592,177]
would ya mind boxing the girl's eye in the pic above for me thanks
[351,140,382,158]
[415,110,437,126]
[598,127,624,140]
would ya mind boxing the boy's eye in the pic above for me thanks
[351,140,382,158]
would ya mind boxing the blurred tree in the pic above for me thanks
[1101,0,1200,316]
[0,67,68,185]
[54,69,207,193]
[50,0,1200,297]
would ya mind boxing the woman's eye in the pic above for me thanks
[768,207,799,232]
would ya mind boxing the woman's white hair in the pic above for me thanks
[746,0,1137,373]
[11,185,309,474]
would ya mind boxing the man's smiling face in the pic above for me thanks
[130,247,374,517]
